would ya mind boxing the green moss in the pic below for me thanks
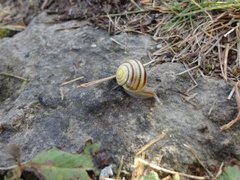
[0,28,11,39]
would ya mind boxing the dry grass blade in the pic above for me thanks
[236,22,240,66]
[177,65,200,76]
[131,0,143,11]
[223,43,230,81]
[213,162,224,179]
[0,24,26,31]
[0,164,18,171]
[61,76,84,86]
[116,156,124,180]
[184,144,214,178]
[0,72,28,81]
[218,39,224,79]
[228,85,235,100]
[136,132,166,156]
[96,0,240,81]
[78,75,116,88]
[208,100,216,115]
[136,158,209,180]
[101,9,153,18]
[131,153,145,180]
[221,82,240,130]
[132,132,166,180]
[180,93,198,102]
[189,0,212,20]
[162,175,172,180]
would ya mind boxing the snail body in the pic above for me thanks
[116,60,154,98]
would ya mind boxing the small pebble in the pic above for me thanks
[91,44,97,47]
[99,164,113,179]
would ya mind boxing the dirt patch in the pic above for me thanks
[0,0,129,25]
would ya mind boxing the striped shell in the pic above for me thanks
[116,60,147,92]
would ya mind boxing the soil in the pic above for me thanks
[0,0,129,25]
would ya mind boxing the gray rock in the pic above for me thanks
[100,165,113,179]
[0,12,239,173]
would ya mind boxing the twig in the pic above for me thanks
[136,158,209,180]
[0,72,28,81]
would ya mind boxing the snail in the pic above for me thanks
[79,59,157,99]
[116,59,155,98]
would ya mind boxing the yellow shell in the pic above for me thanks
[116,60,146,92]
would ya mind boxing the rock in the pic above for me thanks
[100,165,113,179]
[0,12,239,174]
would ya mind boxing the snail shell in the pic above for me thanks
[116,60,146,91]
[116,60,154,98]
